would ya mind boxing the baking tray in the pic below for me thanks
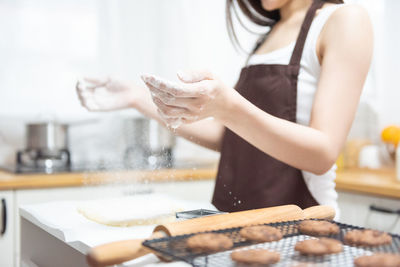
[143,219,400,267]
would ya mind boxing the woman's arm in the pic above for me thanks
[220,5,373,174]
[133,92,225,151]
[76,78,224,151]
[144,5,373,174]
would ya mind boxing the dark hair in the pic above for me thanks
[226,0,344,52]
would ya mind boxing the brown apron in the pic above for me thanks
[212,0,325,212]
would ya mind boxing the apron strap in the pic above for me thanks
[289,0,325,66]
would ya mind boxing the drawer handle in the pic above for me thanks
[369,205,400,215]
[1,198,6,235]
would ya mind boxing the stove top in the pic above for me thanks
[0,161,213,174]
[0,162,126,174]
[0,160,171,174]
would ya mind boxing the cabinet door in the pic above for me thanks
[338,191,400,233]
[15,184,135,266]
[0,190,14,267]
[15,181,216,266]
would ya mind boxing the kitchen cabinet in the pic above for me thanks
[0,191,15,267]
[337,191,400,233]
[4,179,215,267]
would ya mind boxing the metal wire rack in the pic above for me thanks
[143,220,400,267]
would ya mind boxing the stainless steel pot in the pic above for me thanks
[26,122,69,156]
[123,117,176,168]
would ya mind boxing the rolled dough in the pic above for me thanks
[77,194,208,227]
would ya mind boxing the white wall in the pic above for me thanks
[0,0,248,165]
[380,0,400,126]
[346,0,400,141]
[0,0,398,166]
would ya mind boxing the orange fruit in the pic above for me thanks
[381,125,400,146]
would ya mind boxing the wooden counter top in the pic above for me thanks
[1,166,399,200]
[335,168,400,199]
[0,168,218,191]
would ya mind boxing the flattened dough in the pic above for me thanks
[77,194,187,227]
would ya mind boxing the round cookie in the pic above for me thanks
[344,229,392,246]
[295,238,343,256]
[186,233,233,253]
[231,249,280,265]
[239,225,283,242]
[298,220,340,236]
[354,253,400,267]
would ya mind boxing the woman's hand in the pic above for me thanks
[141,70,234,127]
[75,73,226,151]
[76,77,147,111]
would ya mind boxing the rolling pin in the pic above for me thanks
[87,204,335,267]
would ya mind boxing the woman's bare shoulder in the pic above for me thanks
[324,4,372,36]
[320,4,373,52]
[330,4,370,23]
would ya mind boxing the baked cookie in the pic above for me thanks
[354,253,400,267]
[344,229,392,246]
[295,238,343,256]
[298,220,339,236]
[239,225,283,242]
[231,249,280,265]
[186,233,233,253]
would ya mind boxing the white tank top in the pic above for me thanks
[247,4,345,219]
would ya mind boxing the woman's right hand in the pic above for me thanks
[76,77,147,111]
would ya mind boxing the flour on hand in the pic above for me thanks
[141,74,206,97]
[76,77,132,111]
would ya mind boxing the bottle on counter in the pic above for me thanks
[396,145,400,181]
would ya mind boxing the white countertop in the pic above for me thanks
[19,195,215,266]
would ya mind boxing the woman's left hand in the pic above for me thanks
[141,70,233,125]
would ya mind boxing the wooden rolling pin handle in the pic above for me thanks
[87,239,147,267]
[86,231,164,267]
[303,205,336,220]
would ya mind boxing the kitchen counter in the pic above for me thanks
[1,166,399,199]
[0,168,218,191]
[335,168,400,199]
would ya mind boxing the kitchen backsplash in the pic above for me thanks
[0,114,219,168]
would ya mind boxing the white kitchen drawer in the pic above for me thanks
[338,191,400,234]
[0,190,15,267]
[15,184,146,266]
